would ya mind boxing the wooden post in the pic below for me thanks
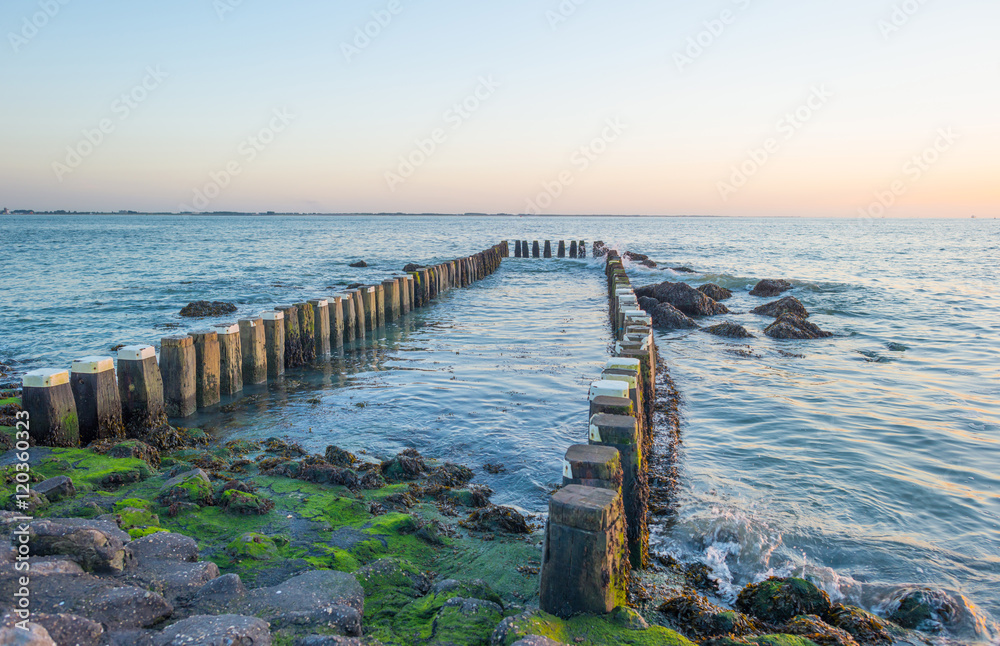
[70,356,124,444]
[363,286,377,332]
[570,240,578,258]
[544,240,552,258]
[532,241,540,258]
[540,485,628,617]
[383,279,400,322]
[191,330,221,409]
[23,369,79,448]
[562,444,621,491]
[160,335,197,418]
[330,296,346,348]
[261,311,285,379]
[521,240,529,261]
[397,277,410,315]
[296,302,317,363]
[351,290,367,342]
[277,305,305,368]
[514,240,522,258]
[117,345,166,434]
[407,275,415,309]
[309,299,331,359]
[579,241,586,257]
[558,241,566,258]
[375,283,386,328]
[238,318,267,385]
[214,324,243,397]
[589,413,648,569]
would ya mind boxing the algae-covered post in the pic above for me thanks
[540,485,629,617]
[396,277,409,315]
[384,279,400,322]
[116,345,166,434]
[70,355,124,444]
[374,284,386,329]
[277,305,304,369]
[191,329,222,409]
[350,290,366,342]
[238,317,267,385]
[22,368,80,448]
[214,324,243,397]
[562,444,622,492]
[261,311,285,379]
[295,302,317,363]
[309,299,331,359]
[160,335,197,418]
[406,275,415,311]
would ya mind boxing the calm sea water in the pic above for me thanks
[2,215,998,644]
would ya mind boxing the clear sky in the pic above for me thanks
[1,0,997,217]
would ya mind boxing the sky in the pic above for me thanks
[0,0,997,217]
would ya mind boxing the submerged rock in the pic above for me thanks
[752,296,809,319]
[698,283,733,301]
[403,263,424,272]
[764,313,833,340]
[640,281,729,317]
[348,260,368,268]
[750,279,792,297]
[735,577,832,624]
[179,301,237,318]
[648,302,698,330]
[704,322,754,339]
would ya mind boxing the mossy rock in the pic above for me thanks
[219,489,275,515]
[430,597,504,646]
[749,636,821,646]
[117,506,160,530]
[226,532,279,561]
[388,579,505,645]
[659,593,757,637]
[4,490,49,513]
[31,448,153,491]
[736,577,831,624]
[825,604,893,644]
[159,469,214,505]
[494,610,697,646]
[129,526,168,539]
[782,615,857,646]
[90,439,160,469]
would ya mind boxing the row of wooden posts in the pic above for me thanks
[20,243,509,449]
[538,249,657,618]
[512,239,596,259]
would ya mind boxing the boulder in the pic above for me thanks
[128,559,220,604]
[751,296,809,319]
[624,251,650,262]
[704,322,754,339]
[782,615,858,646]
[324,445,358,467]
[87,586,174,629]
[649,302,698,330]
[127,532,199,563]
[403,263,424,272]
[432,596,505,645]
[639,281,728,316]
[179,301,237,318]
[28,519,128,574]
[105,629,157,646]
[6,490,48,513]
[826,604,893,644]
[348,260,368,268]
[0,621,56,646]
[381,448,427,482]
[698,283,733,301]
[236,570,364,635]
[226,533,279,561]
[193,573,247,602]
[750,279,792,297]
[511,638,567,646]
[34,476,75,502]
[158,469,213,505]
[460,505,530,534]
[658,594,757,638]
[425,463,475,488]
[735,577,831,624]
[764,313,833,340]
[32,613,104,646]
[294,638,365,646]
[153,615,271,646]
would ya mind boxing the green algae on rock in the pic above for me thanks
[736,578,832,625]
[226,532,280,560]
[493,610,697,646]
[825,604,893,644]
[658,593,758,638]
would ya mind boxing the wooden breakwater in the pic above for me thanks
[512,240,595,259]
[20,243,508,447]
[539,248,657,618]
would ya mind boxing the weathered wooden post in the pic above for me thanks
[514,240,522,258]
[383,279,400,322]
[23,369,79,447]
[295,302,316,363]
[532,241,540,258]
[351,290,367,342]
[397,277,410,315]
[310,299,331,359]
[557,241,566,258]
[261,311,285,379]
[330,296,346,349]
[589,413,648,569]
[562,444,622,491]
[521,240,529,261]
[238,317,267,385]
[117,345,166,434]
[277,305,305,368]
[160,335,197,418]
[579,241,586,257]
[570,240,578,258]
[363,286,377,332]
[192,330,221,409]
[544,240,552,258]
[539,485,629,617]
[418,269,431,305]
[375,284,386,328]
[407,275,415,308]
[214,324,243,397]
[70,356,124,444]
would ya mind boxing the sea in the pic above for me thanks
[2,215,997,644]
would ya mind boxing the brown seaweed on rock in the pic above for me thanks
[460,504,530,534]
[764,313,833,340]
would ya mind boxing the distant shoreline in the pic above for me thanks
[3,211,729,218]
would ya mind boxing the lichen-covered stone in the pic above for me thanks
[226,532,278,561]
[159,469,213,505]
[153,614,271,646]
[28,519,128,574]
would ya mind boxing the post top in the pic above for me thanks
[549,485,621,532]
[191,329,219,340]
[238,317,261,326]
[118,345,156,361]
[589,380,629,401]
[605,358,641,371]
[602,369,638,390]
[161,335,193,347]
[308,299,329,308]
[71,356,114,374]
[565,444,620,469]
[23,368,70,388]
[589,413,639,445]
[261,311,284,321]
[214,324,240,335]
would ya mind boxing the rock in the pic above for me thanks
[218,488,275,515]
[0,621,56,646]
[90,439,162,469]
[671,266,697,273]
[609,606,648,630]
[294,637,365,646]
[32,613,104,646]
[28,519,128,574]
[751,296,809,319]
[826,604,893,644]
[324,445,357,467]
[226,533,278,561]
[129,559,220,604]
[105,629,157,646]
[153,614,271,646]
[432,596,505,645]
[443,487,492,508]
[704,322,754,339]
[735,577,831,624]
[624,251,650,262]
[638,281,728,316]
[764,313,833,340]
[511,638,567,646]
[179,301,237,318]
[237,570,364,635]
[34,476,75,502]
[460,505,530,534]
[194,573,247,599]
[158,469,213,505]
[381,448,427,482]
[0,557,85,578]
[426,463,475,488]
[88,586,173,629]
[640,259,657,268]
[127,532,199,563]
[348,260,368,268]
[430,579,503,607]
[782,615,858,646]
[7,490,48,513]
[648,302,698,330]
[750,279,792,297]
[698,283,733,301]
[883,586,982,634]
[658,594,757,638]
[403,263,424,272]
